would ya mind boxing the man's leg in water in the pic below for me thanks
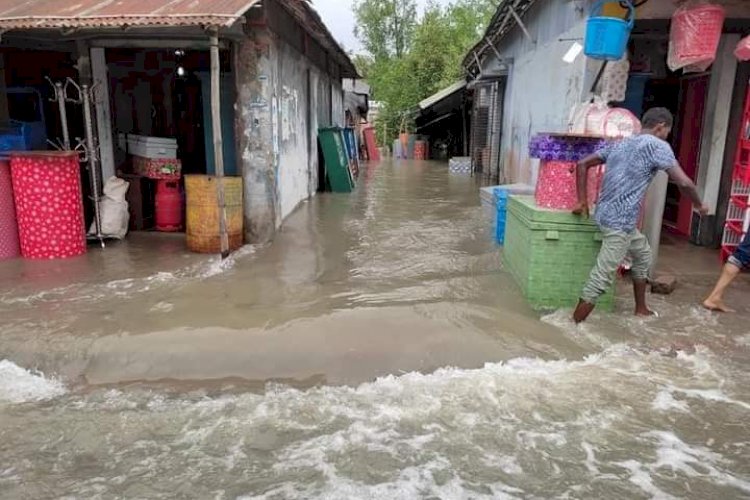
[575,229,630,323]
[704,232,750,312]
[628,230,654,316]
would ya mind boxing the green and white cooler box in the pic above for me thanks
[503,195,616,311]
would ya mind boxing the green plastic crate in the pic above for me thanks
[504,196,615,311]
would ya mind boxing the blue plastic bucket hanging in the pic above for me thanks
[584,1,635,61]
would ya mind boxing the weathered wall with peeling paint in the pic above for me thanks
[235,2,348,243]
[235,29,279,243]
[277,39,309,220]
[331,82,344,127]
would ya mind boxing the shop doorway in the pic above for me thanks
[673,75,710,235]
[638,73,709,236]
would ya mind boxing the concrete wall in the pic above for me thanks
[277,39,309,220]
[275,38,344,220]
[331,81,344,127]
[235,4,347,243]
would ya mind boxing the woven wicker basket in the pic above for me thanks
[185,175,243,254]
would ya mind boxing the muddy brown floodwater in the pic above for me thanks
[1,159,749,499]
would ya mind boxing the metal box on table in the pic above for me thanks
[504,195,615,311]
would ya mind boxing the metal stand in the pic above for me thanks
[46,77,105,248]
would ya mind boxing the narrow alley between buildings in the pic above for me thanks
[1,160,749,499]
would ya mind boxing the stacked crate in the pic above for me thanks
[721,87,750,261]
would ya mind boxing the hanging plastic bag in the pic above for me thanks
[588,106,641,138]
[667,1,725,73]
[89,176,130,239]
[735,35,750,61]
[568,97,609,134]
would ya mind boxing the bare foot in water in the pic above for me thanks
[634,308,658,317]
[702,298,735,313]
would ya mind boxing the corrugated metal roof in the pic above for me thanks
[0,0,260,30]
[463,0,539,76]
[419,80,467,111]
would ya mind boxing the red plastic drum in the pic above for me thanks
[414,141,427,160]
[535,160,604,211]
[0,160,20,260]
[10,152,86,259]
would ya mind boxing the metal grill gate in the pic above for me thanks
[470,78,505,184]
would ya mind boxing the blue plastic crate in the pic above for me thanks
[495,190,509,244]
[492,185,535,245]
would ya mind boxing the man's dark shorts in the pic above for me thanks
[729,231,750,269]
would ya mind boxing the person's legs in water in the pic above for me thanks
[575,229,631,323]
[703,232,750,312]
[628,230,655,316]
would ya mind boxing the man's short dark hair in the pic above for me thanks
[642,107,674,129]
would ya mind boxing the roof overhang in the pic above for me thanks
[0,0,260,31]
[419,80,468,111]
[463,0,539,77]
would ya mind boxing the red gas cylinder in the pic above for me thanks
[155,179,183,232]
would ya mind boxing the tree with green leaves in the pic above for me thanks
[354,0,496,145]
[353,0,417,61]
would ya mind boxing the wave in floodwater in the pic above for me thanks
[0,245,257,308]
[1,343,749,499]
[0,359,67,404]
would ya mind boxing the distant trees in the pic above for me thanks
[354,0,496,144]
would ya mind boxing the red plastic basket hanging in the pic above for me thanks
[668,3,725,72]
[736,35,750,62]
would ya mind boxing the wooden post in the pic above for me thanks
[210,30,230,259]
[91,47,116,182]
[0,55,10,126]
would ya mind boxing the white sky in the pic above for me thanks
[310,0,453,54]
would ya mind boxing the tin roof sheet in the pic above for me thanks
[0,0,259,29]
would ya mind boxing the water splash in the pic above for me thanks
[0,360,66,403]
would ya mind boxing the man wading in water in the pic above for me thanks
[571,107,709,323]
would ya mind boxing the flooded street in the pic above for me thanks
[1,160,750,499]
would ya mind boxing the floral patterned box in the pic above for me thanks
[132,155,181,180]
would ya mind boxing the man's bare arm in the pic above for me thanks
[667,164,708,213]
[573,154,605,215]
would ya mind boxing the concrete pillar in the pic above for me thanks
[692,34,741,246]
[235,27,279,244]
[643,171,669,278]
[696,34,740,215]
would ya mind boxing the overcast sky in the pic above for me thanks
[311,0,453,54]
